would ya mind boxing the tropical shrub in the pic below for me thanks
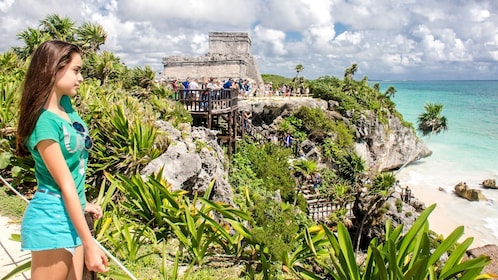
[318,204,493,280]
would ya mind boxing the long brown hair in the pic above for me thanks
[16,40,82,157]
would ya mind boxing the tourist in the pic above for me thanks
[243,110,252,133]
[395,180,402,193]
[16,40,108,279]
[171,79,179,99]
[312,172,322,194]
[284,133,293,148]
[181,77,190,99]
[298,149,306,160]
[223,78,234,89]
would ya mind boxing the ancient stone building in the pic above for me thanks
[162,32,263,88]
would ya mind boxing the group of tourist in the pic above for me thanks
[169,77,254,99]
[166,77,312,99]
[262,82,310,97]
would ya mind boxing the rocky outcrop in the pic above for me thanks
[141,121,234,205]
[238,97,431,173]
[454,182,487,201]
[140,96,430,207]
[467,244,498,276]
[353,110,431,174]
[481,179,497,189]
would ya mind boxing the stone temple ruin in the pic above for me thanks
[162,32,264,87]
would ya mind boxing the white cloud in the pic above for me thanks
[1,0,498,80]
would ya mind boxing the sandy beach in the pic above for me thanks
[396,158,498,249]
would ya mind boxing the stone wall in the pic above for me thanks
[162,32,263,87]
[208,32,251,56]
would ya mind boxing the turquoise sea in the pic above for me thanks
[377,80,498,246]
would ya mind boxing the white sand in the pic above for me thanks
[396,158,498,249]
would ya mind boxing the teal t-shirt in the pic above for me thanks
[26,95,88,207]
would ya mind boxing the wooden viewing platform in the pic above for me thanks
[173,88,240,154]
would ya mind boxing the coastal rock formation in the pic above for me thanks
[238,97,431,173]
[454,182,487,201]
[352,110,431,174]
[139,96,430,210]
[467,244,498,276]
[481,179,497,189]
[141,121,234,205]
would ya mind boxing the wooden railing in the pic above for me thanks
[307,199,354,221]
[173,89,238,113]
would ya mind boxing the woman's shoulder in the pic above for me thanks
[35,110,67,131]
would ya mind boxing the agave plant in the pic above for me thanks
[105,169,185,238]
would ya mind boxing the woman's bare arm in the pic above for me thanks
[37,140,108,272]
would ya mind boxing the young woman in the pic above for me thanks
[16,40,108,279]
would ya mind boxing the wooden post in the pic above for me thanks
[83,212,97,280]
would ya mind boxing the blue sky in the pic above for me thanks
[1,0,498,80]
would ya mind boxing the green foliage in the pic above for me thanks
[100,210,156,263]
[371,172,396,194]
[280,107,355,166]
[82,51,126,86]
[261,74,293,88]
[106,170,185,237]
[13,14,106,60]
[318,204,492,280]
[231,141,295,202]
[0,185,27,219]
[308,74,406,128]
[149,91,193,127]
[251,198,301,261]
[335,150,366,185]
[0,78,21,129]
[87,100,168,181]
[395,198,403,213]
[417,103,448,141]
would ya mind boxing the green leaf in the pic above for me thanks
[337,223,360,279]
[1,260,31,280]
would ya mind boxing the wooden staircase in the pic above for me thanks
[300,184,354,222]
[300,184,334,221]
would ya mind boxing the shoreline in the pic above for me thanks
[396,158,498,249]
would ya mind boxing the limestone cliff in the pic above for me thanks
[352,109,431,174]
[238,97,431,174]
[141,121,233,205]
[141,96,430,205]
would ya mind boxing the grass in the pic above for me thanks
[0,186,27,220]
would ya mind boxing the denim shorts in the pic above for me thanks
[21,189,82,251]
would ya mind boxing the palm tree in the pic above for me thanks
[293,64,304,94]
[417,103,448,143]
[14,27,50,60]
[397,102,449,173]
[39,14,76,41]
[384,86,397,98]
[76,22,107,54]
[92,51,122,85]
[343,63,358,80]
[295,64,304,79]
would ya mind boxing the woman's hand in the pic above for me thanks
[85,241,109,273]
[85,202,103,220]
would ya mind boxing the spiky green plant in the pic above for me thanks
[318,204,493,280]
